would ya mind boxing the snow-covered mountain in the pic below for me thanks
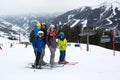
[0,18,28,41]
[52,1,120,31]
[1,13,59,32]
[0,13,60,41]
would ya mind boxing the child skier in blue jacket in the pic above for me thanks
[32,31,45,68]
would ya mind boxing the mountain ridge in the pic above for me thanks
[52,1,120,32]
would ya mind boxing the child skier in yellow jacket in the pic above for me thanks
[57,32,68,64]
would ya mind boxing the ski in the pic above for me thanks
[55,62,78,65]
[26,63,64,70]
[55,64,64,67]
[25,65,52,70]
[28,63,50,66]
[65,62,78,65]
[28,62,64,67]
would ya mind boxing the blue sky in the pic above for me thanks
[0,0,117,15]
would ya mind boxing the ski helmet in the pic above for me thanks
[59,32,64,36]
[38,31,44,37]
[42,22,46,26]
[36,21,41,28]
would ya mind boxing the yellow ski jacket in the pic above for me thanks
[57,38,67,51]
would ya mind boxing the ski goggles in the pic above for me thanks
[38,33,44,37]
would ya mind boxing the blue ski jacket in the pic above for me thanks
[32,37,45,53]
[34,25,41,37]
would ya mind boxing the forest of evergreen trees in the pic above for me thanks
[59,25,120,51]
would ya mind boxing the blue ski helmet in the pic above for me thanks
[59,32,64,36]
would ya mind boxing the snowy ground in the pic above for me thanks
[0,37,120,80]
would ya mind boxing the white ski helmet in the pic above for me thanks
[37,31,44,37]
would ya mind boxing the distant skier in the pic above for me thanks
[32,31,45,69]
[57,32,68,64]
[25,42,29,48]
[10,43,13,48]
[46,24,57,67]
[0,46,2,50]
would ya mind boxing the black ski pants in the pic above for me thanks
[35,52,41,66]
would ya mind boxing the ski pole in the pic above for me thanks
[44,54,49,63]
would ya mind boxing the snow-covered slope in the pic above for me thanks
[0,38,120,80]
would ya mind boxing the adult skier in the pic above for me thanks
[46,24,57,67]
[39,22,47,65]
[34,21,41,37]
[29,21,41,43]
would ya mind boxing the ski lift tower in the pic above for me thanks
[79,29,96,51]
[112,28,120,56]
[100,26,120,56]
